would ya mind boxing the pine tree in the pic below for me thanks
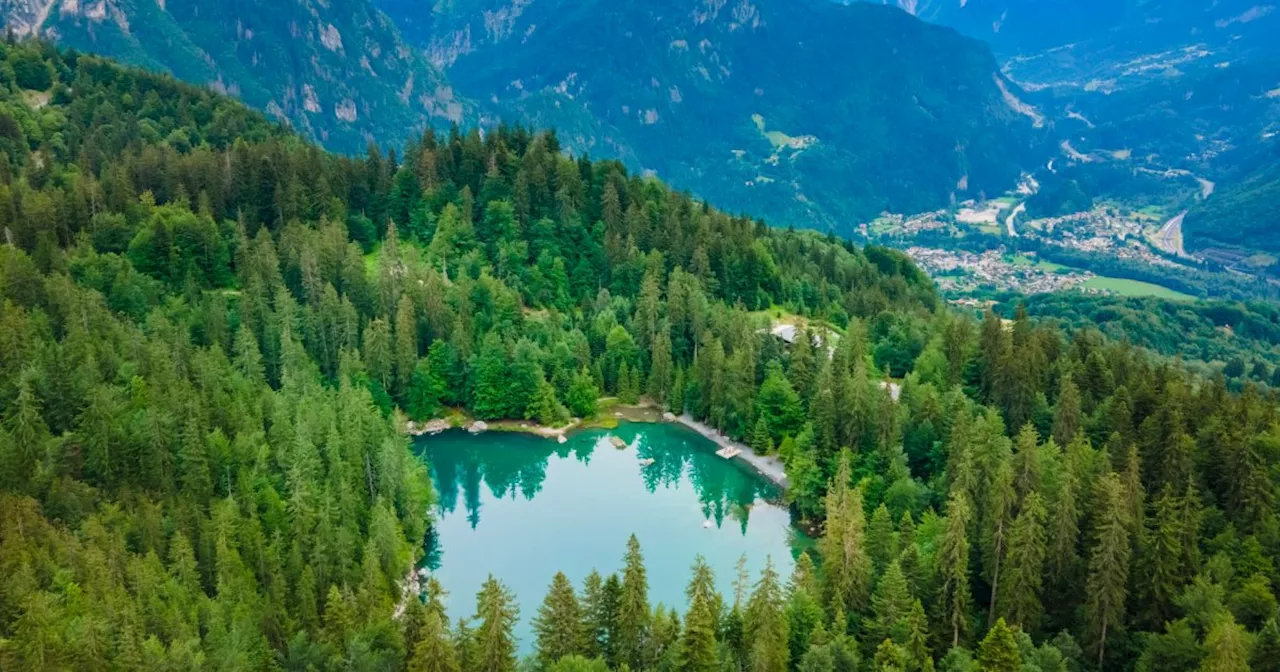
[752,417,775,455]
[999,490,1048,633]
[820,453,873,615]
[1011,424,1042,500]
[679,559,720,672]
[394,293,418,400]
[534,572,585,668]
[475,575,519,672]
[1138,485,1188,628]
[1046,467,1081,589]
[1084,473,1132,667]
[787,554,826,667]
[1251,618,1280,672]
[976,619,1020,672]
[868,560,913,649]
[746,557,790,672]
[905,599,932,671]
[648,326,674,405]
[615,535,650,669]
[580,571,608,660]
[936,491,973,648]
[868,503,898,576]
[409,610,461,672]
[1051,375,1081,447]
[874,638,909,671]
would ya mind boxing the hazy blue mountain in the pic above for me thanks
[377,0,1045,232]
[1,0,471,152]
[854,0,1279,62]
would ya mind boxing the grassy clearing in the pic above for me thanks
[1083,276,1195,301]
[752,113,799,149]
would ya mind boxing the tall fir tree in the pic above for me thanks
[936,491,973,648]
[534,572,585,668]
[746,557,790,672]
[999,491,1048,634]
[615,535,651,670]
[820,453,873,615]
[1084,473,1132,667]
[474,575,519,672]
[976,618,1020,672]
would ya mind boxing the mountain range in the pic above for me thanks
[5,0,1280,251]
[386,0,1044,231]
[3,0,1046,233]
[1,0,468,152]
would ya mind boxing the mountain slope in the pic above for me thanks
[378,0,1043,232]
[1,0,471,152]
[857,0,1280,61]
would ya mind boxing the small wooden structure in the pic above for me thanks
[609,436,627,449]
[716,446,742,459]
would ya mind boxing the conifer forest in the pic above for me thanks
[2,42,1279,672]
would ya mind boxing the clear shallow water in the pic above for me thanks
[416,422,811,650]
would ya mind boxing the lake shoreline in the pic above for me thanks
[408,400,790,491]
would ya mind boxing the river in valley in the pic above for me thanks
[414,422,812,650]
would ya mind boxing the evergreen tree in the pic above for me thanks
[394,293,419,399]
[472,334,512,420]
[1000,492,1047,633]
[408,611,461,672]
[936,491,973,648]
[1251,618,1280,672]
[787,554,826,667]
[649,327,674,405]
[679,563,720,672]
[1084,473,1132,667]
[534,572,585,668]
[874,638,910,672]
[746,557,790,672]
[820,454,873,615]
[615,535,651,669]
[1138,485,1191,628]
[976,619,1020,672]
[752,417,775,455]
[580,571,609,660]
[868,560,914,650]
[868,503,899,575]
[475,575,520,672]
[756,362,805,443]
[1051,375,1082,447]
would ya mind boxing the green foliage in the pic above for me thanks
[976,619,1020,672]
[415,2,1036,236]
[5,41,1280,672]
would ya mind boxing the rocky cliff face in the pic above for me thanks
[3,0,472,152]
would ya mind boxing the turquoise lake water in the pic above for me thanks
[415,422,811,650]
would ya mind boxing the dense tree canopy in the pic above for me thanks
[2,41,1280,672]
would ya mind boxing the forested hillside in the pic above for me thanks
[4,41,1280,672]
[380,0,1041,233]
[1,0,469,152]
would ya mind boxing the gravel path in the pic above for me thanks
[675,414,789,489]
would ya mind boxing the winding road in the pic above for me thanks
[1157,210,1188,257]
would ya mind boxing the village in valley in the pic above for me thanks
[860,184,1209,301]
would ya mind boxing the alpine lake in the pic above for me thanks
[414,421,813,650]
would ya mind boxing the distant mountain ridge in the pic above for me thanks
[4,0,1047,233]
[377,0,1044,232]
[853,0,1280,60]
[1,0,471,152]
